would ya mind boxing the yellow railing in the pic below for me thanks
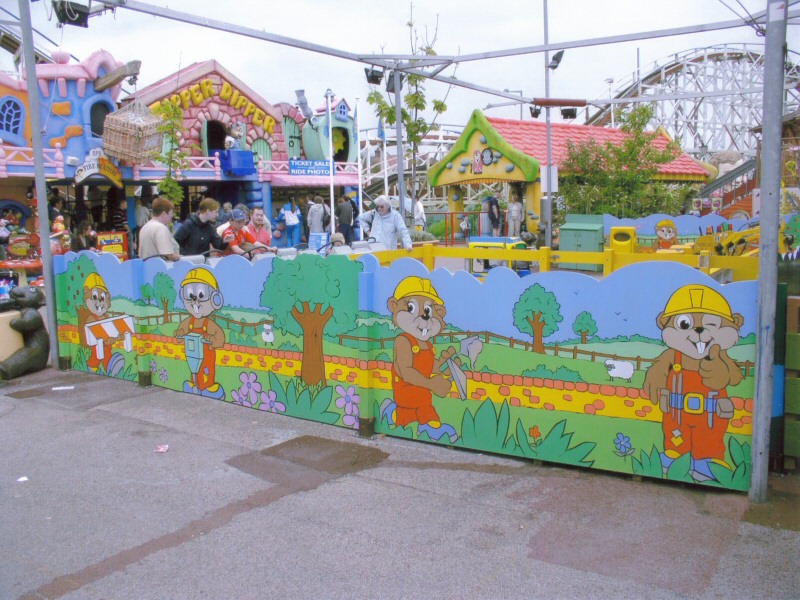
[355,243,759,282]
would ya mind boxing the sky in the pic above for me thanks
[2,0,797,135]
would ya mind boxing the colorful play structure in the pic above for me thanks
[3,45,800,493]
[0,50,360,232]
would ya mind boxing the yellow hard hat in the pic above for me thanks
[393,276,443,305]
[84,273,108,292]
[181,268,219,290]
[662,285,733,321]
[656,219,675,229]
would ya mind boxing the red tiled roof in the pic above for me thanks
[485,116,709,181]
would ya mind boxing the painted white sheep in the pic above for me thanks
[605,359,635,382]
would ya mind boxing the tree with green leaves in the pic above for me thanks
[259,254,362,387]
[558,105,693,225]
[153,101,194,205]
[56,255,97,319]
[151,272,177,324]
[512,283,563,353]
[572,310,597,344]
[367,3,454,200]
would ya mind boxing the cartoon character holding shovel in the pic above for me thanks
[175,268,226,399]
[380,276,468,442]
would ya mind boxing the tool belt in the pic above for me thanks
[669,391,721,427]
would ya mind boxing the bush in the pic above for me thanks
[411,230,437,242]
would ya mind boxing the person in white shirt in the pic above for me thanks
[138,197,180,260]
[359,196,413,251]
[506,194,523,237]
[413,199,426,231]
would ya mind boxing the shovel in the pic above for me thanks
[442,355,468,400]
[440,336,483,401]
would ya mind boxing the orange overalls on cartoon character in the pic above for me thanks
[175,268,226,400]
[78,273,127,377]
[186,317,218,392]
[643,284,744,482]
[391,332,441,427]
[654,219,677,249]
[380,276,458,443]
[662,351,729,463]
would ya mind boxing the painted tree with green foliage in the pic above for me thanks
[152,272,177,324]
[56,255,98,319]
[558,105,692,225]
[260,254,362,387]
[572,310,597,344]
[367,3,454,200]
[512,283,563,353]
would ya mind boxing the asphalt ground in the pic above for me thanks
[1,367,798,600]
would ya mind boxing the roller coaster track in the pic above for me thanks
[586,44,800,160]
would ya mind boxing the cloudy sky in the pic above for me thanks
[3,0,797,133]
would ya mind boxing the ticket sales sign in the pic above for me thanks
[289,159,331,176]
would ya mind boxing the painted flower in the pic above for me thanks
[343,404,360,429]
[258,390,285,414]
[149,360,157,374]
[335,385,360,416]
[529,425,541,440]
[159,368,168,383]
[236,371,262,406]
[613,432,634,457]
[334,386,360,429]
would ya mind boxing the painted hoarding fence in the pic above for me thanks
[53,250,757,491]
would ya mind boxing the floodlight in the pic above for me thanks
[364,68,384,85]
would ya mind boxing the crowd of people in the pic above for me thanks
[30,186,545,262]
[25,185,537,265]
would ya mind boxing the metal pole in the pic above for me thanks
[325,89,336,236]
[504,89,524,120]
[543,0,553,248]
[393,68,407,221]
[355,96,363,241]
[750,0,787,504]
[17,0,58,366]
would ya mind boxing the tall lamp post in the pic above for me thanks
[543,0,558,248]
[390,68,407,220]
[325,89,336,236]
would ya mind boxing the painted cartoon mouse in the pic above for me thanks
[380,276,458,442]
[642,284,744,481]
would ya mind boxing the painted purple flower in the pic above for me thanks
[158,368,168,383]
[236,371,262,406]
[342,404,360,429]
[335,385,360,429]
[335,385,360,416]
[149,360,157,374]
[258,390,286,413]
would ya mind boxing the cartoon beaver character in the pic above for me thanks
[175,268,226,399]
[654,219,677,250]
[0,285,49,380]
[642,284,744,481]
[77,273,125,376]
[379,276,458,442]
